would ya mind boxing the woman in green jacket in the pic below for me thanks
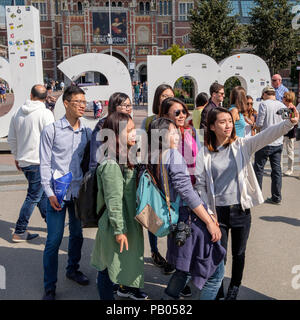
[91,112,145,300]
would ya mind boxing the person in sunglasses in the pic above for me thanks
[160,97,200,185]
[244,95,257,137]
[229,86,247,138]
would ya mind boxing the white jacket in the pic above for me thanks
[194,119,294,214]
[7,99,54,167]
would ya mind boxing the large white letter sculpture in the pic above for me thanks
[0,5,43,137]
[0,6,272,138]
[147,53,271,115]
[54,53,133,127]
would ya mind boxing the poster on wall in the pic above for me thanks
[92,12,127,44]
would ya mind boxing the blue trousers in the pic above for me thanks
[15,165,47,234]
[43,199,83,291]
[254,144,283,202]
[165,261,224,300]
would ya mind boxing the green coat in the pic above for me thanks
[90,160,144,288]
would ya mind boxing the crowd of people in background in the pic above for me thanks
[133,80,148,105]
[5,74,300,301]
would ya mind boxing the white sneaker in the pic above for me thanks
[284,169,293,176]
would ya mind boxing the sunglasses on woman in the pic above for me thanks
[174,108,187,117]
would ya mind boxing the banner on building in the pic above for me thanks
[92,12,127,45]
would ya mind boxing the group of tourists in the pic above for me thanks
[6,77,299,301]
[0,82,7,104]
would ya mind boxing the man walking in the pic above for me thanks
[8,84,54,242]
[253,86,285,205]
[200,82,225,132]
[271,74,288,102]
[40,85,91,300]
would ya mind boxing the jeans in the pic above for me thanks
[134,93,139,105]
[254,144,283,202]
[164,262,224,300]
[216,204,251,295]
[148,231,158,254]
[97,269,115,300]
[15,165,47,234]
[43,199,83,292]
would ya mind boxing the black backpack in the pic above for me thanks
[80,140,91,176]
[74,166,105,228]
[75,161,125,228]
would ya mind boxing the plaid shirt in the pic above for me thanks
[275,84,289,102]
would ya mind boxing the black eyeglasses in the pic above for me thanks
[247,102,253,106]
[174,109,187,117]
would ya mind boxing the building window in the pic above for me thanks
[179,2,193,21]
[118,2,122,6]
[32,2,47,21]
[55,0,60,15]
[162,22,169,34]
[112,2,116,7]
[228,1,240,17]
[78,1,83,12]
[62,1,67,10]
[168,0,172,15]
[41,35,46,44]
[241,1,256,17]
[163,39,169,50]
[159,1,172,16]
[139,2,145,14]
[145,2,150,14]
[42,50,46,60]
[182,34,189,44]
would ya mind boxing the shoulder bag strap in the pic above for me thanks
[161,151,173,226]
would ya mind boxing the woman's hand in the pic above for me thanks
[206,219,222,243]
[288,105,299,125]
[115,234,128,253]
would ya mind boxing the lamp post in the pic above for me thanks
[108,0,112,55]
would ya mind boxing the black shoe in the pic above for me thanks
[164,263,175,275]
[66,270,89,286]
[225,285,239,300]
[113,283,119,294]
[264,197,281,205]
[42,290,56,300]
[151,251,166,268]
[180,285,192,297]
[117,286,149,300]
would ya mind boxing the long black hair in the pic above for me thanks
[102,111,134,168]
[206,107,237,152]
[152,84,174,115]
[147,117,177,186]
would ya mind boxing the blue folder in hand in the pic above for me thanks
[52,170,73,205]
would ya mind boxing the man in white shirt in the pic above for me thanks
[7,84,54,242]
[253,86,285,205]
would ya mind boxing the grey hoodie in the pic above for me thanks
[7,99,54,167]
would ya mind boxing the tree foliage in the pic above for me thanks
[189,0,245,62]
[161,44,186,63]
[247,0,300,74]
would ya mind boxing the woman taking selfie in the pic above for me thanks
[194,106,299,300]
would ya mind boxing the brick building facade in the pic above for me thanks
[0,0,299,92]
[0,0,195,83]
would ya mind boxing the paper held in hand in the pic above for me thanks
[52,170,73,205]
